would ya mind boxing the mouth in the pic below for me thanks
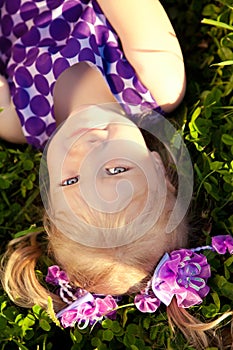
[70,126,108,139]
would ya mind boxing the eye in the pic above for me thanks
[105,167,128,175]
[61,176,79,186]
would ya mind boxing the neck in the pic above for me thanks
[53,62,116,125]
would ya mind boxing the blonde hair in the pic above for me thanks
[1,211,232,349]
[1,120,232,348]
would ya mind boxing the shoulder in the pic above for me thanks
[96,0,186,113]
[0,103,26,144]
[0,76,26,143]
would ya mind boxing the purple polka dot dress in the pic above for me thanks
[0,0,162,148]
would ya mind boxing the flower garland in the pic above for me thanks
[45,235,233,329]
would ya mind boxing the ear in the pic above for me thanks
[150,151,165,173]
[150,151,176,193]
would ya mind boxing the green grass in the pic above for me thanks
[0,0,232,349]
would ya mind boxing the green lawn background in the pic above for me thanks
[0,0,232,349]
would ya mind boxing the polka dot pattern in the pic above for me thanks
[36,53,52,74]
[6,0,20,15]
[79,48,95,63]
[24,47,39,66]
[15,66,33,87]
[34,74,50,95]
[81,6,96,24]
[20,2,39,21]
[21,27,40,46]
[62,1,82,23]
[30,95,50,116]
[103,43,120,63]
[12,44,26,63]
[72,21,90,39]
[49,18,70,41]
[1,0,161,149]
[107,74,124,94]
[60,38,80,58]
[25,117,46,136]
[13,88,30,109]
[34,10,52,28]
[53,57,69,79]
[123,88,142,105]
[13,22,28,38]
[1,15,13,36]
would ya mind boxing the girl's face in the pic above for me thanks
[45,105,167,247]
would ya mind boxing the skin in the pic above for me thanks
[0,0,186,143]
[46,106,167,226]
[0,0,189,303]
[97,0,186,111]
[0,0,183,243]
[0,0,182,245]
[0,75,25,143]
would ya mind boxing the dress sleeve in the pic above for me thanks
[95,0,186,112]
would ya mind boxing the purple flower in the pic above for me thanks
[95,295,118,316]
[151,250,211,308]
[45,235,233,328]
[46,265,69,286]
[58,295,118,328]
[212,235,233,254]
[134,292,161,313]
[76,301,100,326]
[60,309,79,328]
[60,301,100,328]
[77,295,117,325]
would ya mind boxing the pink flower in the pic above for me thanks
[57,295,118,328]
[46,234,233,329]
[212,235,233,254]
[77,301,100,325]
[77,295,117,324]
[152,250,211,308]
[45,265,69,286]
[95,295,118,316]
[60,309,79,328]
[134,292,161,313]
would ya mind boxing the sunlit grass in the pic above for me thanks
[0,1,232,349]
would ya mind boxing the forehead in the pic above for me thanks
[46,177,161,248]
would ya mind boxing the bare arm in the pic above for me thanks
[96,0,186,112]
[0,76,26,143]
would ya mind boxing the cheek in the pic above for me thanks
[62,157,79,179]
[61,144,88,179]
[62,140,102,174]
[131,171,148,193]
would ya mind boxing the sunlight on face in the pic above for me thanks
[45,104,167,247]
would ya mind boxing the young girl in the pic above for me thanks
[0,0,186,146]
[0,1,232,349]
